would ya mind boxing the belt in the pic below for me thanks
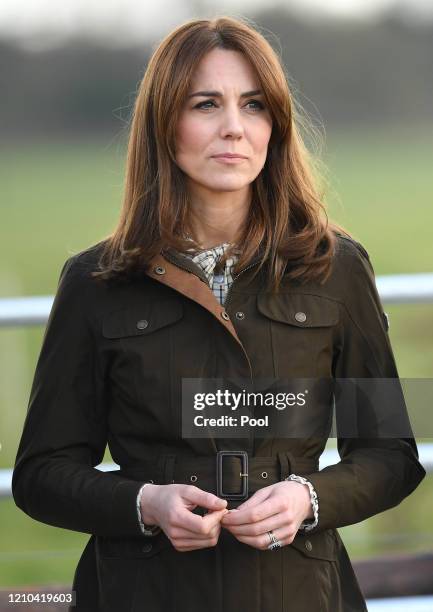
[115,451,319,507]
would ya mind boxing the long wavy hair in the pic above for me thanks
[91,15,351,291]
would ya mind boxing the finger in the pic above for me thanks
[220,489,271,525]
[235,526,290,550]
[235,487,271,511]
[222,513,286,537]
[201,507,229,531]
[174,521,221,539]
[173,536,219,551]
[182,487,228,511]
[222,498,278,526]
[172,520,222,540]
[176,506,228,534]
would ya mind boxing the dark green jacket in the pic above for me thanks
[12,231,426,611]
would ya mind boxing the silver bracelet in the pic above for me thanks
[136,482,161,536]
[285,474,319,532]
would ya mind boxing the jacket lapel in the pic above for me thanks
[146,252,243,347]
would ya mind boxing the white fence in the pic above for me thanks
[1,273,433,327]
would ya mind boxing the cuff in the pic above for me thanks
[111,479,147,536]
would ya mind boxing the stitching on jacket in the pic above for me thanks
[336,241,390,377]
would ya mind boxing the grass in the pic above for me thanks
[0,125,432,586]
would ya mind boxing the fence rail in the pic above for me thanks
[1,444,433,498]
[1,273,433,328]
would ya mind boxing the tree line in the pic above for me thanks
[1,7,432,140]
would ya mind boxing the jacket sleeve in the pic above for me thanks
[12,254,145,538]
[303,239,426,534]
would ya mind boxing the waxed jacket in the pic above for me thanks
[12,231,426,612]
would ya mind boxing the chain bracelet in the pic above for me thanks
[136,482,162,536]
[285,474,319,532]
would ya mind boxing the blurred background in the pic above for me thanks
[0,0,432,594]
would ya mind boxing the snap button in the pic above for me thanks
[294,311,307,323]
[261,471,268,479]
[136,319,149,330]
[305,540,313,551]
[142,542,153,553]
[221,311,230,321]
[190,475,198,482]
[154,266,166,275]
[235,311,245,320]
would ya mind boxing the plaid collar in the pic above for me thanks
[181,240,239,305]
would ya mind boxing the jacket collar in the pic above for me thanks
[160,244,266,285]
[144,246,267,379]
[161,247,211,285]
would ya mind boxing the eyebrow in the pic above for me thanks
[188,89,263,99]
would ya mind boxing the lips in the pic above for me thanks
[212,153,248,159]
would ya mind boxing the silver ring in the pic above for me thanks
[267,530,282,550]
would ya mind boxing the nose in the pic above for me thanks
[219,104,244,139]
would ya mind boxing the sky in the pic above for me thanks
[0,0,432,50]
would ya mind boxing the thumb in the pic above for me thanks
[187,487,228,510]
[209,495,228,509]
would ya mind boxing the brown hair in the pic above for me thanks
[92,15,352,291]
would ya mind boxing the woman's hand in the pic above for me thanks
[140,484,229,552]
[220,481,313,550]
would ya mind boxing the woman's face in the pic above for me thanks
[175,48,273,196]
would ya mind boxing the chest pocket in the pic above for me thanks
[257,293,339,378]
[102,299,184,339]
[101,298,184,418]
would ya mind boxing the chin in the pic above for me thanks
[199,177,252,191]
[209,184,249,193]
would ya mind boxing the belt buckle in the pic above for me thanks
[216,450,248,500]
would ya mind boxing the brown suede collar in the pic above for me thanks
[145,250,262,376]
[146,254,240,341]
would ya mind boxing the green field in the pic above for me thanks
[1,125,432,586]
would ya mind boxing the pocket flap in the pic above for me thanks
[257,293,339,328]
[102,299,183,339]
[97,531,172,559]
[289,529,337,561]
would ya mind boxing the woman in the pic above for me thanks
[12,15,425,612]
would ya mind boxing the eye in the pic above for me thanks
[194,99,265,111]
[194,100,217,110]
[245,99,265,110]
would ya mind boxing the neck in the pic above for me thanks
[185,183,251,249]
